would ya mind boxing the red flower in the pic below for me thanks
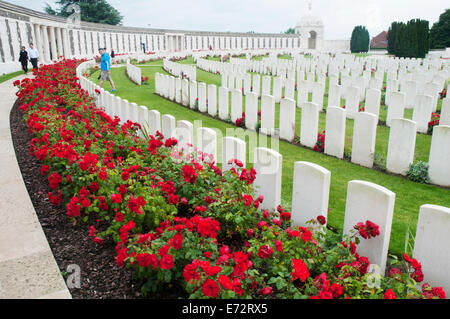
[384,289,397,299]
[160,254,174,269]
[110,193,122,203]
[182,164,198,184]
[121,170,130,181]
[330,283,343,298]
[164,137,178,148]
[301,230,312,243]
[291,258,310,282]
[317,215,326,225]
[97,169,107,181]
[275,239,283,252]
[136,253,158,268]
[202,279,220,298]
[204,251,212,259]
[196,217,220,238]
[183,263,200,283]
[218,275,233,290]
[48,172,62,190]
[257,245,273,259]
[40,165,49,176]
[115,212,124,222]
[389,268,402,277]
[259,286,273,295]
[168,232,183,250]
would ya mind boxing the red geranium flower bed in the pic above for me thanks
[14,59,446,299]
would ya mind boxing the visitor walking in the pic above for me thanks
[27,43,39,70]
[19,46,29,74]
[98,48,116,92]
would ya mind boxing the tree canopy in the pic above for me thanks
[285,28,296,34]
[430,8,450,49]
[350,26,370,53]
[387,19,429,58]
[45,0,123,26]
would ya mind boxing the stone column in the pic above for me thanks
[34,24,43,60]
[49,26,57,61]
[41,25,51,62]
[78,30,85,56]
[62,28,70,58]
[56,27,63,58]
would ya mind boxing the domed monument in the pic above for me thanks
[295,1,324,50]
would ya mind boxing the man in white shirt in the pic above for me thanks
[27,43,39,70]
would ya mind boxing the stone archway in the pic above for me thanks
[308,31,317,49]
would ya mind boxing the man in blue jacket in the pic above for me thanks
[98,48,116,92]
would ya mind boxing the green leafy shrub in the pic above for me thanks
[407,161,430,184]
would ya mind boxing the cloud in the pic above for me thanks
[4,0,449,39]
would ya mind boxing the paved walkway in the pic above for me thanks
[0,75,71,299]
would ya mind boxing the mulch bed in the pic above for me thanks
[10,99,147,299]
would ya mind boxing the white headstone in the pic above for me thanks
[218,87,229,120]
[412,94,433,133]
[343,180,395,274]
[365,89,381,120]
[413,204,450,294]
[181,79,189,106]
[262,76,271,96]
[312,82,325,111]
[273,77,283,103]
[189,81,197,109]
[161,114,176,141]
[328,84,341,108]
[351,112,377,168]
[231,89,243,123]
[176,120,194,152]
[198,82,207,112]
[324,106,346,159]
[441,98,450,126]
[252,74,261,97]
[386,92,406,127]
[297,80,310,108]
[245,92,258,131]
[197,127,217,163]
[285,78,295,100]
[345,86,360,119]
[291,161,331,226]
[261,95,275,136]
[207,84,217,116]
[385,79,399,106]
[279,98,296,142]
[405,80,417,109]
[175,77,182,104]
[300,102,319,148]
[386,119,417,175]
[253,147,282,211]
[222,136,246,171]
[428,125,450,187]
[147,109,161,136]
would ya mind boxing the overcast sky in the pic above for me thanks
[6,0,449,39]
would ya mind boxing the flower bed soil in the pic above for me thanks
[10,99,178,299]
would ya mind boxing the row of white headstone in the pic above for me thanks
[213,54,446,104]
[163,57,197,81]
[126,59,142,85]
[155,71,450,187]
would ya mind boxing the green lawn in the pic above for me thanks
[91,60,450,258]
[0,70,25,84]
